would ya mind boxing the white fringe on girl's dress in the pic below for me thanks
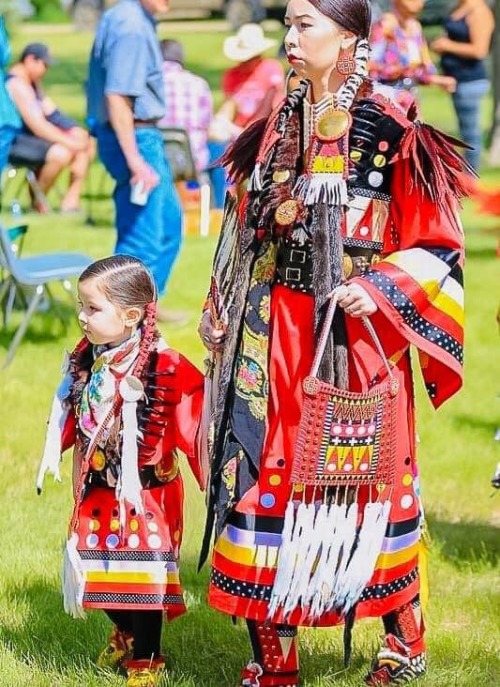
[268,498,392,622]
[62,532,86,619]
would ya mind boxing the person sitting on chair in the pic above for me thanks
[157,39,213,177]
[6,43,93,213]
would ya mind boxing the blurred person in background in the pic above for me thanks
[6,42,93,213]
[208,23,285,208]
[431,0,494,171]
[157,39,213,176]
[369,0,456,112]
[87,0,186,323]
[0,17,21,173]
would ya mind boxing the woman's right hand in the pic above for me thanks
[198,310,226,353]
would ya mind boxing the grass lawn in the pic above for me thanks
[0,21,499,687]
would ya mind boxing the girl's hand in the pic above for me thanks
[198,310,226,352]
[335,283,378,318]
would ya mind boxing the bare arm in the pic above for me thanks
[431,5,494,59]
[7,78,81,149]
[106,92,159,192]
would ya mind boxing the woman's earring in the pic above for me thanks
[337,47,355,76]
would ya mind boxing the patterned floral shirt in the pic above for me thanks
[369,12,436,86]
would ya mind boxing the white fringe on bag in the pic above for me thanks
[62,532,86,619]
[269,497,392,622]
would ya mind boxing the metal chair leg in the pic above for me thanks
[3,284,44,367]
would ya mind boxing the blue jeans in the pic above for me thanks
[207,140,230,210]
[96,125,182,296]
[451,79,489,172]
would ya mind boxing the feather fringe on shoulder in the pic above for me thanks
[398,121,475,210]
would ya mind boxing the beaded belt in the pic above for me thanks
[274,241,381,293]
[274,239,314,294]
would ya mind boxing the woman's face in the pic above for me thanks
[284,0,346,80]
[393,0,424,18]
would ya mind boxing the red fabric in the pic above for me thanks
[209,286,421,625]
[222,57,285,128]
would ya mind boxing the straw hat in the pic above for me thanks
[223,23,277,63]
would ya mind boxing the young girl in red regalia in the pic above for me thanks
[37,255,204,687]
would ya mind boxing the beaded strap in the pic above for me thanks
[310,291,393,380]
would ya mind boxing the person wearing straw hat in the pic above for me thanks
[207,23,285,208]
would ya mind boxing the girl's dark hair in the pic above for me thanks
[308,0,372,39]
[75,255,159,380]
[79,255,157,313]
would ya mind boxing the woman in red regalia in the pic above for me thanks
[199,0,469,684]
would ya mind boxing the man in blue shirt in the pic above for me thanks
[87,0,184,321]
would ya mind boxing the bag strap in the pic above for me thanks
[310,291,394,380]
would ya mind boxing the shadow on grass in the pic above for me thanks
[427,514,499,568]
[0,303,76,355]
[451,413,499,437]
[0,578,101,672]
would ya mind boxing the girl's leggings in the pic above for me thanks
[105,609,163,660]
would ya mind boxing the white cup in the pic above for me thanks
[130,180,149,206]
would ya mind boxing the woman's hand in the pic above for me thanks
[430,36,452,55]
[335,283,378,318]
[198,310,226,353]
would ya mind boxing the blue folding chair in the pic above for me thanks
[0,223,92,367]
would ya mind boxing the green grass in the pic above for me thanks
[0,21,499,687]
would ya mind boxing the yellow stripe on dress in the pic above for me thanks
[375,542,419,570]
[85,571,179,585]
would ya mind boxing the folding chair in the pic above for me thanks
[0,160,50,213]
[160,126,211,237]
[0,223,92,367]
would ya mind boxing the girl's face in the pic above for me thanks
[284,0,346,80]
[77,278,140,347]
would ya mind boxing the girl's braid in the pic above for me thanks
[132,301,159,380]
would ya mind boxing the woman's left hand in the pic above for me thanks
[335,283,378,318]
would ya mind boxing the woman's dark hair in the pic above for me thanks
[79,255,156,312]
[308,0,372,39]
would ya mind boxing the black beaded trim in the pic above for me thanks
[83,592,183,604]
[79,550,176,562]
[348,186,391,202]
[344,237,383,250]
[363,269,463,364]
[211,567,418,603]
[359,568,418,602]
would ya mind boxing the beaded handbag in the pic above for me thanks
[291,293,399,489]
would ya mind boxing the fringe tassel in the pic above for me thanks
[116,376,145,520]
[294,174,348,207]
[270,498,391,622]
[248,163,262,192]
[62,533,85,619]
[36,372,72,493]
